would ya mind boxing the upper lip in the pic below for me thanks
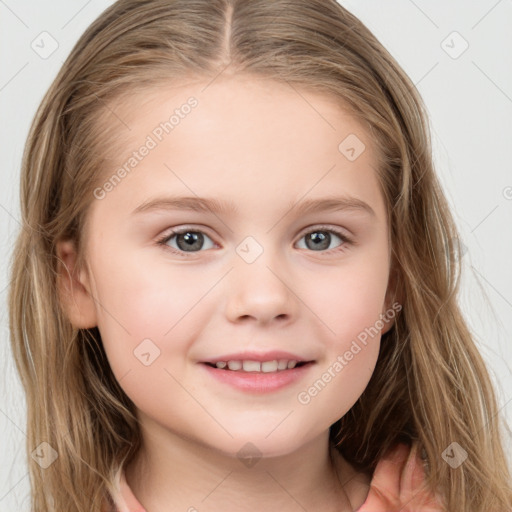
[200,350,315,364]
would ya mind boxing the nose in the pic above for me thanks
[224,251,298,326]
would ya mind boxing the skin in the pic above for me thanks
[57,75,396,512]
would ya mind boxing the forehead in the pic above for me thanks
[105,74,376,161]
[90,75,385,223]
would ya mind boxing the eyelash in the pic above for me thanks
[155,225,355,258]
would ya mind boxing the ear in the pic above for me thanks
[56,239,98,329]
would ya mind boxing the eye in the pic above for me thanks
[156,225,354,258]
[156,228,216,256]
[296,226,353,254]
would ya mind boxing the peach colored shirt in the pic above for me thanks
[107,442,445,511]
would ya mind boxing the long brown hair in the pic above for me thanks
[9,1,512,510]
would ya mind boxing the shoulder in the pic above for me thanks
[355,442,445,512]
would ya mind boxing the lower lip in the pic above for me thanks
[199,362,315,393]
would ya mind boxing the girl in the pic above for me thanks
[8,0,512,511]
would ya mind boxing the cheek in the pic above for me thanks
[296,285,383,428]
[90,257,211,424]
[301,256,389,348]
[90,252,216,377]
[292,258,387,417]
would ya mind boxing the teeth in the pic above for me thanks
[227,360,242,370]
[243,360,261,372]
[261,360,278,373]
[212,359,302,372]
[277,359,288,370]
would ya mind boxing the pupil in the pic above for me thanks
[308,231,329,250]
[179,232,203,251]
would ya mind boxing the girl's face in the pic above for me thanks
[63,75,393,458]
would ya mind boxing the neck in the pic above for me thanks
[124,419,370,512]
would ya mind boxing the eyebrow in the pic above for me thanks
[131,195,376,218]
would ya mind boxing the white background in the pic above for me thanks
[1,1,511,509]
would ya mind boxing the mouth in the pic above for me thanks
[200,359,315,393]
[203,359,313,373]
